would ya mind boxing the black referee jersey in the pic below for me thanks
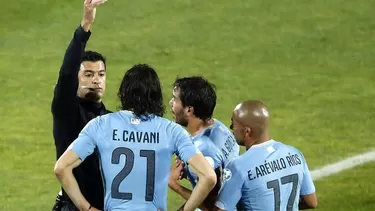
[51,25,110,210]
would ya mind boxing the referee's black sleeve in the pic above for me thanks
[51,25,91,117]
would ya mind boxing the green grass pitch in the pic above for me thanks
[0,0,374,210]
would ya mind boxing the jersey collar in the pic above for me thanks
[251,139,275,148]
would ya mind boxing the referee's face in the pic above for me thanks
[77,61,106,102]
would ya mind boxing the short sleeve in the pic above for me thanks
[186,141,217,183]
[71,117,100,161]
[215,160,244,211]
[172,124,200,163]
[299,152,316,195]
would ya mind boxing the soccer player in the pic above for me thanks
[51,1,109,210]
[168,76,240,210]
[214,100,318,211]
[54,64,217,211]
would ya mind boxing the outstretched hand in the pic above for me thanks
[170,158,185,182]
[81,0,107,31]
[84,0,107,11]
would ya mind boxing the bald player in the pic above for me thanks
[214,100,317,211]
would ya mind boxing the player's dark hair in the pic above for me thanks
[118,64,165,118]
[82,50,107,68]
[173,76,216,121]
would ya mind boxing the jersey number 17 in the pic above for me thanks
[267,173,299,211]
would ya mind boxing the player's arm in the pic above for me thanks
[172,126,217,211]
[203,167,223,209]
[299,152,318,209]
[169,161,210,211]
[54,118,101,211]
[51,0,104,115]
[198,167,222,211]
[213,161,244,211]
[299,194,317,210]
[54,147,90,211]
[168,158,191,198]
[169,156,222,210]
[183,153,217,211]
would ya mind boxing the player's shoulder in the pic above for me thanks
[193,135,217,153]
[95,111,121,123]
[274,140,303,153]
[159,116,182,128]
[81,114,110,132]
[238,144,269,164]
[225,152,249,169]
[222,155,246,180]
[272,139,306,158]
[153,115,174,124]
[99,112,116,120]
[155,116,188,134]
[95,111,146,128]
[212,119,232,134]
[206,119,232,139]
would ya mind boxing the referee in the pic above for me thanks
[51,1,109,210]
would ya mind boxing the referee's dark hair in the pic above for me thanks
[82,50,107,67]
[118,64,165,118]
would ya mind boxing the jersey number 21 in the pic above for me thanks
[111,147,155,201]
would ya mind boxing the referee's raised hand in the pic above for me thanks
[81,0,107,31]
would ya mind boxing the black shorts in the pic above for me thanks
[52,194,78,211]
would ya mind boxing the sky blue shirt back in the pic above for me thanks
[215,140,315,211]
[71,111,199,211]
[185,119,240,187]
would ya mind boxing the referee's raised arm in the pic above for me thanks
[51,1,109,211]
[51,1,99,115]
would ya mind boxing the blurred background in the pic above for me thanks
[0,0,374,210]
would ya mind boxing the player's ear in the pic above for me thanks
[245,127,252,137]
[186,106,194,116]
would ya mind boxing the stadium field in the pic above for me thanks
[0,0,374,210]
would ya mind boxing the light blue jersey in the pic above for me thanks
[185,119,240,187]
[215,140,315,211]
[71,111,200,211]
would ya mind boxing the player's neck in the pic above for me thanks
[246,134,270,149]
[187,118,213,136]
